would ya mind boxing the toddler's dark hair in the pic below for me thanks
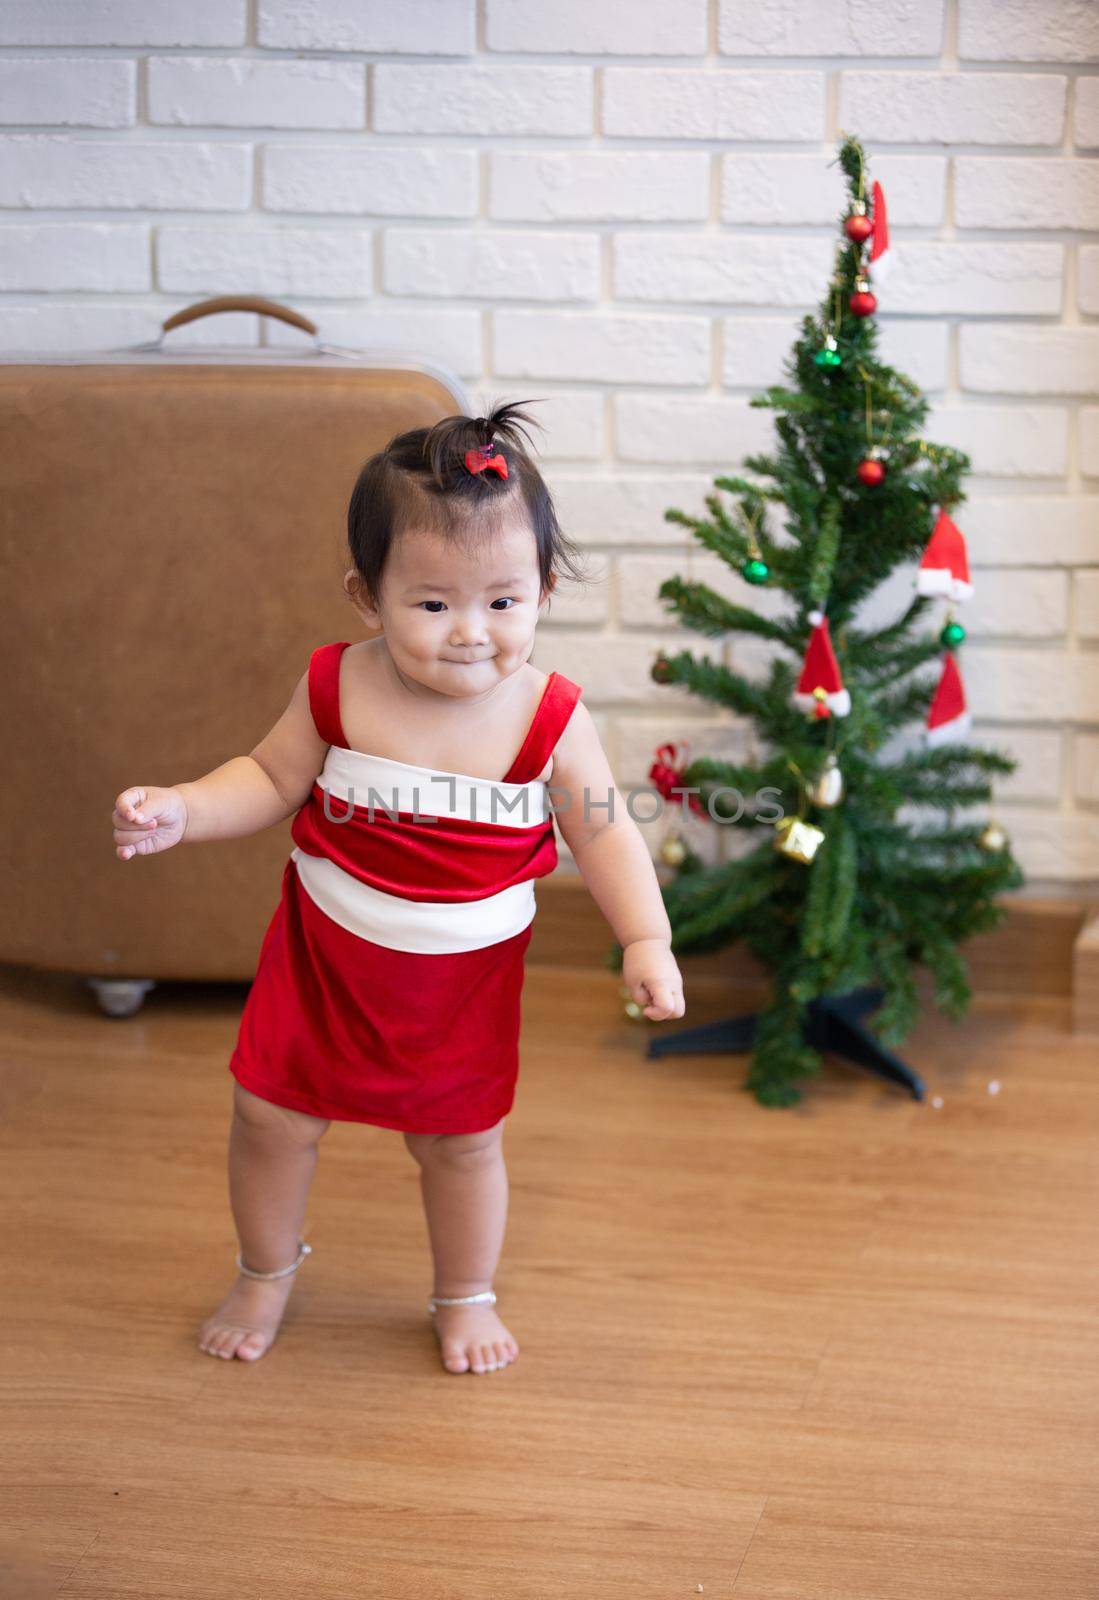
[345,398,589,609]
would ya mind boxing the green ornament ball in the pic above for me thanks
[812,346,842,369]
[941,620,967,649]
[742,557,770,585]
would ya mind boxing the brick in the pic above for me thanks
[0,302,262,352]
[614,233,832,305]
[960,325,1099,396]
[263,144,477,217]
[266,305,481,379]
[1080,408,1099,476]
[0,58,134,127]
[976,727,1063,803]
[384,229,599,301]
[1080,245,1099,315]
[148,57,364,130]
[720,151,945,226]
[882,242,1063,315]
[487,0,706,53]
[1076,571,1099,639]
[0,223,149,292]
[838,71,1066,145]
[538,559,609,625]
[490,149,708,223]
[964,498,1099,566]
[928,404,1068,478]
[374,64,592,137]
[257,0,473,52]
[965,568,1068,638]
[0,137,250,210]
[493,310,710,385]
[603,68,823,141]
[959,0,1099,62]
[616,394,775,465]
[0,0,245,45]
[523,392,605,462]
[157,226,371,298]
[719,0,945,54]
[991,812,1099,883]
[549,474,718,544]
[965,646,1099,722]
[721,314,949,391]
[1073,733,1099,803]
[1076,79,1099,147]
[955,158,1099,230]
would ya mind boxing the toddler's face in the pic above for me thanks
[352,517,549,699]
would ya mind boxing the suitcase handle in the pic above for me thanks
[159,296,319,342]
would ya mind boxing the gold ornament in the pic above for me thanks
[979,821,1007,853]
[809,752,845,809]
[773,816,825,865]
[659,828,687,866]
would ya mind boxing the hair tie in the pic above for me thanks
[465,440,508,480]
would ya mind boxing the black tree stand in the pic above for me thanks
[647,985,926,1101]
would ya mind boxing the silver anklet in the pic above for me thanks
[427,1289,496,1315]
[237,1240,312,1280]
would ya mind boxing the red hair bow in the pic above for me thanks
[648,741,706,816]
[465,443,508,479]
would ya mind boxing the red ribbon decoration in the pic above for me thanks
[465,443,508,479]
[648,741,706,817]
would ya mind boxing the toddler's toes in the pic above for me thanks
[493,1341,511,1368]
[441,1339,471,1373]
[236,1331,270,1360]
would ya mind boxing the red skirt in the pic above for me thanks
[228,857,533,1135]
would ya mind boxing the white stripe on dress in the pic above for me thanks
[290,846,538,954]
[321,747,552,827]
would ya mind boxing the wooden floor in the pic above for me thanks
[3,959,1098,1599]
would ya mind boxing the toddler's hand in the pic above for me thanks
[112,786,188,861]
[622,938,685,1022]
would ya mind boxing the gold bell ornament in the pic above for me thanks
[979,820,1007,853]
[808,751,845,809]
[659,827,688,867]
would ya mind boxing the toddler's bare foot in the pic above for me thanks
[198,1270,298,1362]
[430,1300,519,1375]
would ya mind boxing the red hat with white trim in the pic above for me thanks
[926,652,971,746]
[793,611,851,719]
[917,507,973,604]
[868,179,892,282]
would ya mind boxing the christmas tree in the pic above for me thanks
[611,133,1024,1109]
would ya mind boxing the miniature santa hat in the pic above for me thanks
[917,507,973,603]
[868,179,892,281]
[926,652,971,746]
[793,611,851,719]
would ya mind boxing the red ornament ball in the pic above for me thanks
[856,457,886,487]
[844,213,873,244]
[849,289,877,318]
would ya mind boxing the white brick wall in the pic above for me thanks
[0,0,1096,887]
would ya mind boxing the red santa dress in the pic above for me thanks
[228,640,583,1134]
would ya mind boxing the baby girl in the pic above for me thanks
[111,400,685,1376]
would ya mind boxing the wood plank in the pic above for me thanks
[1,965,1096,1598]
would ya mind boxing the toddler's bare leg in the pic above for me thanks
[198,1081,329,1362]
[403,1118,519,1375]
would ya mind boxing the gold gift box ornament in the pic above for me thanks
[773,815,826,865]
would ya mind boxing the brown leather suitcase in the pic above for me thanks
[1,296,470,1013]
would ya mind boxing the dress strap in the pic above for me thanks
[503,671,583,784]
[308,640,352,749]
